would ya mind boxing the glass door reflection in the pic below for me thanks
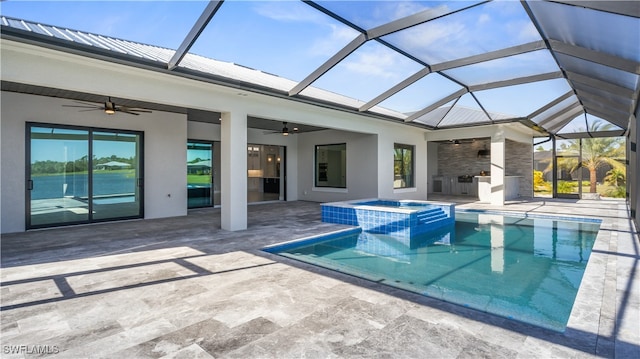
[555,139,581,199]
[92,131,142,220]
[187,141,214,208]
[28,124,143,229]
[247,144,284,203]
[29,126,89,227]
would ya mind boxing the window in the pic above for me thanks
[394,143,414,188]
[27,123,143,229]
[315,144,346,188]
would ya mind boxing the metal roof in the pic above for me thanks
[1,1,639,137]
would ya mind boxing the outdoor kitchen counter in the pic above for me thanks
[476,176,522,202]
[431,176,478,197]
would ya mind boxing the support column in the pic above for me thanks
[220,111,247,231]
[491,129,506,206]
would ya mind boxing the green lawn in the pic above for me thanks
[534,181,625,198]
[188,174,211,184]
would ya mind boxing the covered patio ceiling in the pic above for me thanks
[1,1,639,138]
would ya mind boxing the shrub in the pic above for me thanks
[604,185,626,198]
[557,180,575,193]
[533,170,551,191]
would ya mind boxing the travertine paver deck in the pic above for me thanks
[1,199,638,358]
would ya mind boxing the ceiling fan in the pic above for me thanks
[264,122,299,136]
[62,97,152,116]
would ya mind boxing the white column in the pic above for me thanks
[220,111,247,231]
[491,129,506,206]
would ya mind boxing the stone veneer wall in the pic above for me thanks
[505,139,533,197]
[437,139,491,177]
[437,138,533,197]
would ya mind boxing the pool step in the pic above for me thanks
[416,208,448,226]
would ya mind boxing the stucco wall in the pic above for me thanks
[0,92,188,233]
[297,130,378,202]
[380,134,427,201]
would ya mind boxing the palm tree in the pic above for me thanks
[573,121,625,193]
[604,167,626,187]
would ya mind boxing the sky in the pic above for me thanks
[30,127,138,162]
[1,0,615,133]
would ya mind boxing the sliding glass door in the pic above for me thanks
[247,144,285,203]
[555,139,582,199]
[27,124,143,229]
[29,126,90,227]
[187,141,219,208]
[92,131,142,220]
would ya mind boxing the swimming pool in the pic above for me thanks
[265,211,601,332]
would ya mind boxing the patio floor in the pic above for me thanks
[1,198,638,358]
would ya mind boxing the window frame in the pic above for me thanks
[394,143,415,189]
[314,143,347,189]
[26,122,144,229]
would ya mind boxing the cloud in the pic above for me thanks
[308,25,360,58]
[516,20,541,41]
[392,21,468,63]
[388,1,434,19]
[477,14,491,25]
[341,45,417,80]
[252,1,327,24]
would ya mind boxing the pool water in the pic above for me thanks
[266,212,600,332]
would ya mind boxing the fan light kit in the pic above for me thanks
[264,122,299,136]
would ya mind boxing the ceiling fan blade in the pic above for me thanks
[117,109,140,116]
[62,104,101,109]
[118,105,152,113]
[77,108,102,112]
[70,100,100,106]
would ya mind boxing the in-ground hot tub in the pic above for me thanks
[321,199,455,237]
